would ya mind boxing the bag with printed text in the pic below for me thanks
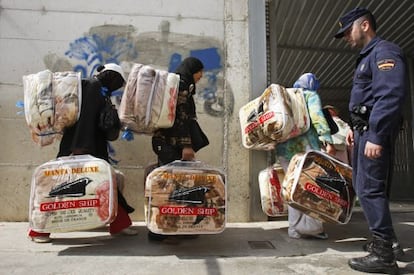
[258,164,288,216]
[282,150,355,224]
[239,84,310,150]
[29,155,118,233]
[145,160,226,235]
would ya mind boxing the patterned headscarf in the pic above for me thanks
[293,73,320,91]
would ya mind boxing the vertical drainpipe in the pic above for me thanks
[408,57,414,185]
[409,57,414,151]
[247,0,270,221]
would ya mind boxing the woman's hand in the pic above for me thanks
[182,146,195,161]
[346,129,354,147]
[325,143,336,156]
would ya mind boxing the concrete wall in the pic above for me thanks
[0,0,266,222]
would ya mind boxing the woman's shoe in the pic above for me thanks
[147,231,168,241]
[119,227,138,236]
[111,227,138,236]
[303,232,329,240]
[30,236,52,243]
[312,232,329,240]
[288,228,302,239]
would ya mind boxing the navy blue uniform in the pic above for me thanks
[350,36,407,240]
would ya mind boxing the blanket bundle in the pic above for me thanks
[23,70,81,146]
[145,160,226,234]
[29,155,117,233]
[118,64,179,135]
[239,84,310,150]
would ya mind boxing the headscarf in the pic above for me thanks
[293,73,320,91]
[96,63,125,94]
[98,63,126,81]
[175,57,204,94]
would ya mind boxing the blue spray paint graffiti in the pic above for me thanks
[168,47,221,72]
[168,48,232,116]
[65,34,137,78]
[65,33,233,117]
[190,47,222,71]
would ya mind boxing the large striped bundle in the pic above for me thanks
[118,63,179,135]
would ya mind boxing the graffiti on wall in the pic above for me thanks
[65,34,138,78]
[59,24,233,117]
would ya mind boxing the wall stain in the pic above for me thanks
[48,23,233,117]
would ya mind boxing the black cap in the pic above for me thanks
[334,7,371,38]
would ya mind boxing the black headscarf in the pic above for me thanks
[175,57,204,94]
[95,65,125,94]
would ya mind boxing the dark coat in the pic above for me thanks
[57,78,109,160]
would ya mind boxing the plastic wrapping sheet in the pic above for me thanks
[145,160,226,234]
[29,155,117,232]
[282,150,355,224]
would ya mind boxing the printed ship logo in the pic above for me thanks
[163,186,217,225]
[48,177,92,198]
[168,186,210,204]
[314,175,346,194]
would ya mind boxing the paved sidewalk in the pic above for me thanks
[1,204,413,275]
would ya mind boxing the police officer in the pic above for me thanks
[334,7,407,274]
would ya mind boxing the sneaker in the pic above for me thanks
[313,232,329,240]
[288,228,302,239]
[363,239,404,260]
[30,236,52,243]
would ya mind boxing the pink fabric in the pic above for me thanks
[109,205,132,234]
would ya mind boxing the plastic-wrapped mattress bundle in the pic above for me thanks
[118,63,179,134]
[52,71,82,133]
[29,155,117,233]
[22,70,81,146]
[145,160,226,235]
[282,150,355,224]
[239,84,310,150]
[258,164,288,216]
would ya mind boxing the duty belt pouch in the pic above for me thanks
[145,160,226,235]
[29,155,118,233]
[350,105,370,132]
[350,112,369,132]
[282,150,355,224]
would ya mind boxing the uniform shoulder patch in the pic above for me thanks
[377,59,395,71]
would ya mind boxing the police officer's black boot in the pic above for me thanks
[349,236,399,274]
[363,238,404,260]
